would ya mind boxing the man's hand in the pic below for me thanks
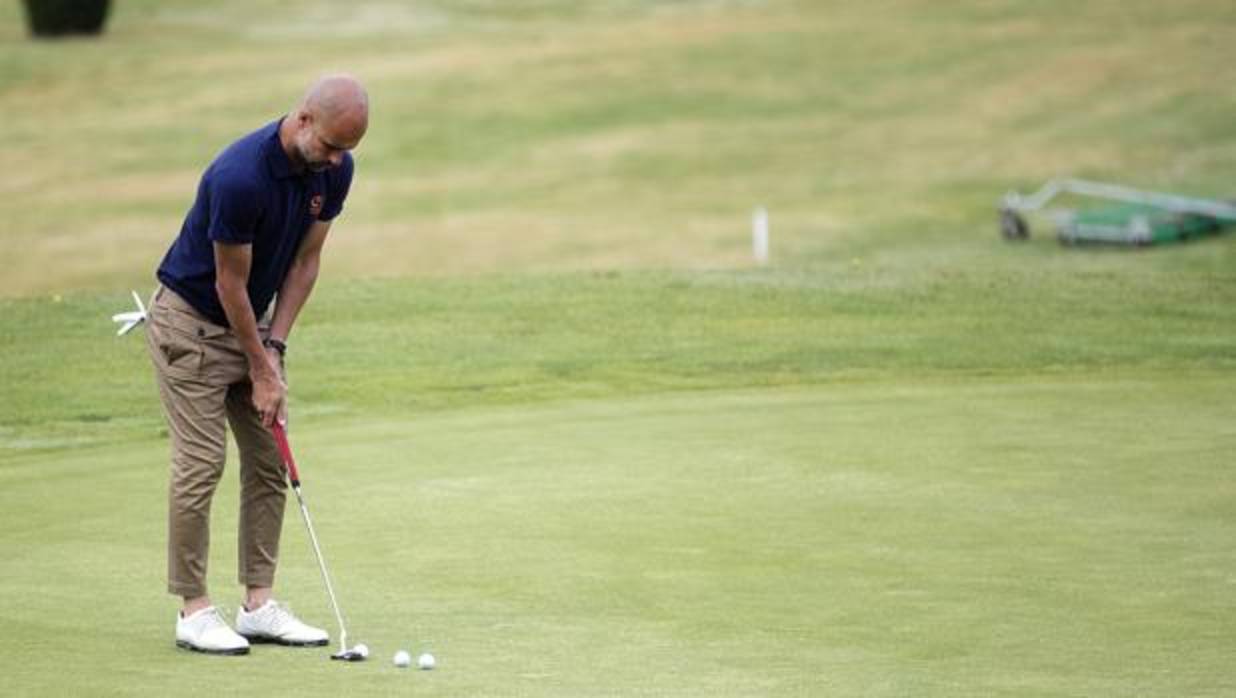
[264,345,289,425]
[250,356,286,427]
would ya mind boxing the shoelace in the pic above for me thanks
[264,601,297,631]
[197,607,230,631]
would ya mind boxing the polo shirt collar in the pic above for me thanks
[265,117,301,180]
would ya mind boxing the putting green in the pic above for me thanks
[2,378,1233,696]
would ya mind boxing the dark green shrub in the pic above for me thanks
[22,0,112,38]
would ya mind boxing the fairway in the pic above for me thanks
[3,380,1233,696]
[3,0,1236,695]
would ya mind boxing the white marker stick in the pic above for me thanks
[752,206,769,264]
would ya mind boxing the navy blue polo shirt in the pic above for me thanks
[156,118,354,326]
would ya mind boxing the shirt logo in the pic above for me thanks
[309,195,324,217]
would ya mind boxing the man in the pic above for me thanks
[146,75,368,655]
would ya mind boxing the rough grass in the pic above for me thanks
[2,0,1235,293]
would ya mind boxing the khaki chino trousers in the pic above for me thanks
[146,286,286,598]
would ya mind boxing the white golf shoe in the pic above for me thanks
[175,606,250,655]
[235,600,329,647]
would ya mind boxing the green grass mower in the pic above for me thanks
[999,178,1236,246]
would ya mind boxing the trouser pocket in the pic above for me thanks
[148,307,204,379]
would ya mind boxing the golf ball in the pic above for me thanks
[353,643,369,659]
[393,650,411,668]
[418,652,436,670]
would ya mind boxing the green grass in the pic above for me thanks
[2,0,1236,695]
[2,266,1235,695]
[4,380,1235,696]
[4,263,1234,453]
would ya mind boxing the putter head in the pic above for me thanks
[331,648,367,662]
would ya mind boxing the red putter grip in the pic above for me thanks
[270,421,302,487]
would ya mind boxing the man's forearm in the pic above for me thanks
[269,257,319,342]
[216,278,273,377]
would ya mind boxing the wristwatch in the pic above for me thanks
[263,337,287,357]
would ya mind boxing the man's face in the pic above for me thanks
[294,111,364,172]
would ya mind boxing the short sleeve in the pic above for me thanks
[208,174,262,244]
[319,153,354,221]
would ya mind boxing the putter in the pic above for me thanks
[270,421,366,662]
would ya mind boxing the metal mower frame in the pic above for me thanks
[999,178,1236,245]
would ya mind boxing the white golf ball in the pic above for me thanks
[353,643,369,659]
[393,650,411,668]
[418,652,436,670]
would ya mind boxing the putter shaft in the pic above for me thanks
[270,422,357,659]
[291,484,350,655]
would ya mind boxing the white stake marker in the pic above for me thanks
[752,206,769,264]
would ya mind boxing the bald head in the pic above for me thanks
[283,74,369,173]
[303,75,368,124]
